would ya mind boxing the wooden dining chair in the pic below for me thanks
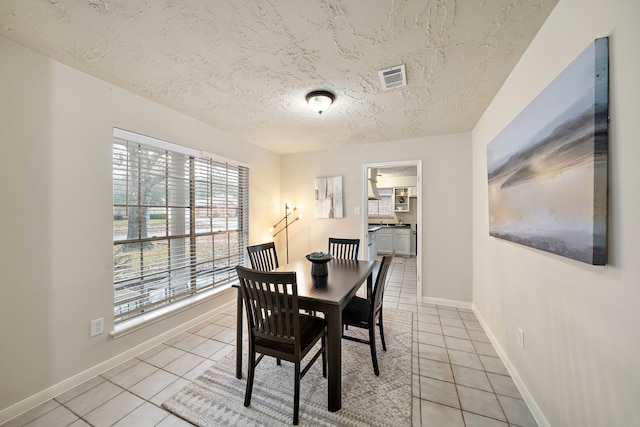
[247,242,279,271]
[328,237,360,260]
[236,266,327,425]
[247,241,311,360]
[341,251,394,376]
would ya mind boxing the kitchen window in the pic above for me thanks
[368,188,394,218]
[112,129,249,324]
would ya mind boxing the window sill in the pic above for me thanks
[110,282,236,339]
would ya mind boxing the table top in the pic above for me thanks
[274,258,375,306]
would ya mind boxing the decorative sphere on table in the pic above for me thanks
[306,252,333,276]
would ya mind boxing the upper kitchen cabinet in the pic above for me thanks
[393,188,410,212]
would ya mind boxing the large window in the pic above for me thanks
[367,188,394,218]
[112,129,249,323]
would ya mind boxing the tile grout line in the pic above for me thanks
[8,258,534,427]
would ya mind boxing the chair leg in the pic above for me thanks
[293,362,301,425]
[369,325,380,376]
[245,346,256,407]
[378,313,387,351]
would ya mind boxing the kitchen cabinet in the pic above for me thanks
[375,226,410,256]
[367,229,378,260]
[376,228,393,254]
[393,188,410,212]
[394,228,411,256]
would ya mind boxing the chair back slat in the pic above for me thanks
[328,237,360,260]
[236,266,300,349]
[247,242,279,271]
[372,251,395,315]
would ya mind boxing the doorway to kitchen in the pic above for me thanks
[363,160,422,302]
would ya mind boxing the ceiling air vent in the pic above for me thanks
[378,64,407,90]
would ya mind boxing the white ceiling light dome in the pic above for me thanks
[306,91,335,114]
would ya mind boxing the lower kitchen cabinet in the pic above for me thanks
[376,228,393,254]
[376,227,410,256]
[394,228,411,256]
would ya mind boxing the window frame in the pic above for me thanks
[112,128,249,327]
[367,187,395,218]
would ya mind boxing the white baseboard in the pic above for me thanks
[0,301,235,425]
[472,305,550,427]
[422,296,473,310]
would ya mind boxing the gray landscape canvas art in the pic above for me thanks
[487,37,608,265]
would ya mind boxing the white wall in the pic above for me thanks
[472,0,640,425]
[0,38,280,416]
[280,133,473,304]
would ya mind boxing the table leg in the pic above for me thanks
[236,287,243,379]
[325,304,342,412]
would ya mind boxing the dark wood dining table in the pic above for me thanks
[234,257,374,412]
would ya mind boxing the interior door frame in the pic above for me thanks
[362,160,422,302]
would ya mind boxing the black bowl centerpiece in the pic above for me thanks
[306,252,333,276]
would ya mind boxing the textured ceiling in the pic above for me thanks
[0,0,557,154]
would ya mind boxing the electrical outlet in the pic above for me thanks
[90,318,104,337]
[517,327,524,350]
[354,207,360,215]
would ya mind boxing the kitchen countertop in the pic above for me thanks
[368,224,410,232]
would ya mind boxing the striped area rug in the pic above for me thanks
[163,310,412,426]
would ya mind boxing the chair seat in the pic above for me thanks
[256,314,326,356]
[342,296,371,326]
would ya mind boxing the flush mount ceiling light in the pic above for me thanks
[306,90,335,114]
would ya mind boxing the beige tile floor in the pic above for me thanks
[3,257,537,427]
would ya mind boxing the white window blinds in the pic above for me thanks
[112,130,249,322]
